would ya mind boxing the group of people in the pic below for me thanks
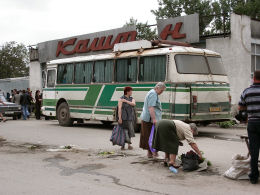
[118,74,260,184]
[117,82,202,169]
[0,88,43,121]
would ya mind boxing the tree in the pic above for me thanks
[151,0,214,35]
[234,0,260,19]
[125,18,158,40]
[0,42,29,79]
[151,0,260,36]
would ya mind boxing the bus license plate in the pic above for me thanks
[5,111,14,114]
[209,107,221,112]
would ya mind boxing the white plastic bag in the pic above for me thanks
[224,154,250,180]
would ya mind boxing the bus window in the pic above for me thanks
[57,64,74,84]
[139,55,166,82]
[47,69,56,88]
[93,60,113,83]
[75,63,85,84]
[175,55,209,74]
[207,56,226,75]
[74,62,93,84]
[116,58,137,82]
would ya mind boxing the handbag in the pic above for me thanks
[110,125,126,147]
[148,125,156,153]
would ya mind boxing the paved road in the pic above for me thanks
[0,119,259,195]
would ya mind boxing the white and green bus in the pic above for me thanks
[42,40,231,127]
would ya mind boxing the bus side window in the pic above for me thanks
[57,64,74,84]
[116,57,137,82]
[138,57,144,81]
[93,60,112,83]
[47,69,56,88]
[138,55,166,82]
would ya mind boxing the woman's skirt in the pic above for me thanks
[139,120,153,150]
[121,120,135,144]
[152,120,179,154]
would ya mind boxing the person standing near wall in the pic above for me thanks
[13,90,21,105]
[238,71,260,184]
[20,90,30,120]
[139,82,166,158]
[35,90,42,120]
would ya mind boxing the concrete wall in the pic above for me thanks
[0,77,29,96]
[29,61,42,94]
[206,13,251,105]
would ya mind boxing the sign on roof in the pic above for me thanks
[37,26,137,63]
[157,13,199,43]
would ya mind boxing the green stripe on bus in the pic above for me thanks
[94,111,114,115]
[43,99,57,106]
[191,114,231,120]
[45,107,55,111]
[191,84,229,87]
[191,88,230,91]
[192,102,230,113]
[115,88,190,92]
[70,109,92,114]
[68,85,103,106]
[44,88,88,91]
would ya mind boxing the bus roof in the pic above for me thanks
[47,45,220,65]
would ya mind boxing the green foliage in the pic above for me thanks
[0,41,29,79]
[217,120,236,128]
[125,18,158,40]
[234,0,260,19]
[151,0,260,36]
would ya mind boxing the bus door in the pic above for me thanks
[43,68,57,116]
[170,83,190,121]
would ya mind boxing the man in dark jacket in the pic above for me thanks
[20,90,30,120]
[239,71,260,184]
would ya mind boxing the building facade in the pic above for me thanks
[206,13,260,105]
[29,13,260,106]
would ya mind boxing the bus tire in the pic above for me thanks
[57,102,73,126]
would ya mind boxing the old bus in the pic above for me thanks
[42,40,231,127]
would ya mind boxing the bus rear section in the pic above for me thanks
[170,52,231,123]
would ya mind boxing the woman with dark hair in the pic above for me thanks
[35,90,42,120]
[118,86,136,150]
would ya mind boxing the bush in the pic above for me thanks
[217,121,235,128]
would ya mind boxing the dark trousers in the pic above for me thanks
[247,121,260,180]
[35,104,41,120]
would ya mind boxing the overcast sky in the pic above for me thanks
[0,0,159,46]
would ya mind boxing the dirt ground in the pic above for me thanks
[0,119,259,195]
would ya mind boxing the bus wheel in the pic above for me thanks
[101,121,113,126]
[57,102,73,126]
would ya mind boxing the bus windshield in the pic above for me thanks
[175,55,210,74]
[207,56,226,75]
[175,54,226,75]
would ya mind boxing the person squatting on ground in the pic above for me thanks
[117,86,136,150]
[139,82,166,158]
[238,70,260,184]
[152,119,202,168]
